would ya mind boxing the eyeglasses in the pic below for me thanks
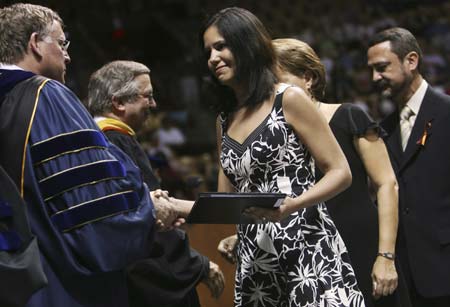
[59,39,70,51]
[42,36,70,51]
[137,92,154,101]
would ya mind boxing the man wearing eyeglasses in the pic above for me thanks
[0,3,184,307]
[39,34,71,84]
[0,4,70,84]
[88,60,225,307]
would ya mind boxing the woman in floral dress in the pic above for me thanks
[203,7,366,307]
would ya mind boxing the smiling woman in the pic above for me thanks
[202,7,366,307]
[203,26,236,86]
[202,7,277,115]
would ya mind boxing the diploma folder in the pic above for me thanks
[187,192,286,224]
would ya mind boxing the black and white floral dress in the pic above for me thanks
[220,85,366,307]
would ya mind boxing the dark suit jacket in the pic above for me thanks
[381,86,450,297]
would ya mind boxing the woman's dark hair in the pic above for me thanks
[201,7,277,114]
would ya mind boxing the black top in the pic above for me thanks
[104,130,161,190]
[104,130,209,307]
[317,103,410,307]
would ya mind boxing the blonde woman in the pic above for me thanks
[272,38,410,307]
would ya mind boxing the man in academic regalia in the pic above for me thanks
[0,3,183,307]
[88,60,225,307]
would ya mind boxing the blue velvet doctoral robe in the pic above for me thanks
[0,69,156,307]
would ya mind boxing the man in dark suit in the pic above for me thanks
[367,27,450,307]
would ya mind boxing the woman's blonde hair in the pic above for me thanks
[273,38,326,100]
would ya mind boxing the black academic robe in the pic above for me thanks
[103,129,209,307]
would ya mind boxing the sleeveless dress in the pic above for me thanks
[316,103,411,307]
[219,85,366,307]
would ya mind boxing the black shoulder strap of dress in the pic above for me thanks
[0,75,49,190]
[274,85,293,109]
[219,112,228,136]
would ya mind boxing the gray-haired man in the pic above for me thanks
[0,3,182,306]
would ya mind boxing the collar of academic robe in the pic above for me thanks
[0,69,35,104]
[382,87,438,173]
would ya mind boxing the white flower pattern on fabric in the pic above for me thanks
[219,85,365,307]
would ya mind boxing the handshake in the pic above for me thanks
[150,189,194,231]
[150,189,226,298]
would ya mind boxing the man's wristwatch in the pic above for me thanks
[377,252,395,260]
